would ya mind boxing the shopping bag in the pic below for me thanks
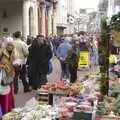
[0,70,13,85]
[47,61,53,75]
[0,105,3,117]
[0,70,7,85]
[0,70,10,95]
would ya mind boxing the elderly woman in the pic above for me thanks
[0,41,15,115]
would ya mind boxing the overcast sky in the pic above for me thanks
[74,0,99,12]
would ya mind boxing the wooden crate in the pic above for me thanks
[49,91,69,106]
[36,90,69,105]
[36,91,49,104]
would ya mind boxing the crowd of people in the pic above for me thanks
[0,31,99,115]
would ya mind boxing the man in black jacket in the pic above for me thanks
[27,35,52,89]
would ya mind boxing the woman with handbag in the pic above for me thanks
[0,41,15,115]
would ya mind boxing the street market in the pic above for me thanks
[0,0,120,120]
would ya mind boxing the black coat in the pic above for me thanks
[28,40,52,74]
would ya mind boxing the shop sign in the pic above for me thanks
[109,54,117,64]
[78,51,89,68]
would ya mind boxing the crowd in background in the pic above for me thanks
[0,30,99,115]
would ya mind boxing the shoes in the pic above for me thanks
[31,86,38,90]
[24,89,31,93]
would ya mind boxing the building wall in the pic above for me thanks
[22,0,38,38]
[0,1,22,33]
[55,0,74,35]
[66,0,74,34]
[98,0,108,17]
[107,0,120,18]
[56,0,68,25]
[0,0,38,38]
[107,0,116,17]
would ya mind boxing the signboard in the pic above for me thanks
[79,51,89,68]
[109,54,117,64]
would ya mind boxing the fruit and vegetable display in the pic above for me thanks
[2,98,60,120]
[39,80,93,96]
[70,82,88,96]
[39,81,70,94]
[96,95,120,119]
[3,70,120,120]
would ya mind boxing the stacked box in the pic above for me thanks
[36,91,49,105]
[49,92,69,106]
[73,111,92,120]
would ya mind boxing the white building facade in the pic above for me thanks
[0,0,38,39]
[107,0,120,18]
[55,0,74,36]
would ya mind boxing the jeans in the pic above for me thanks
[60,60,69,80]
[14,64,29,94]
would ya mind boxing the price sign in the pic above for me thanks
[53,94,66,106]
[79,51,89,68]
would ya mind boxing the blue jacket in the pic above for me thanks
[56,41,72,59]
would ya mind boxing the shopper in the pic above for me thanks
[26,36,33,87]
[67,44,79,83]
[56,37,72,81]
[0,42,15,114]
[13,31,30,94]
[27,35,52,89]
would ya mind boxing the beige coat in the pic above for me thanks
[13,38,28,65]
[0,50,15,79]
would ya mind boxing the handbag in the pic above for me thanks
[47,60,53,75]
[0,70,10,95]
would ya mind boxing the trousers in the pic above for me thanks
[14,64,29,94]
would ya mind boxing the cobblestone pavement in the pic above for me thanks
[15,57,99,107]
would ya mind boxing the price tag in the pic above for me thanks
[53,94,65,106]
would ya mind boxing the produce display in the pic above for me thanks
[3,70,120,120]
[96,77,120,118]
[70,82,88,96]
[39,75,99,97]
[3,98,60,120]
[39,81,70,94]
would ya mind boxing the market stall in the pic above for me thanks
[2,70,120,120]
[2,72,102,120]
